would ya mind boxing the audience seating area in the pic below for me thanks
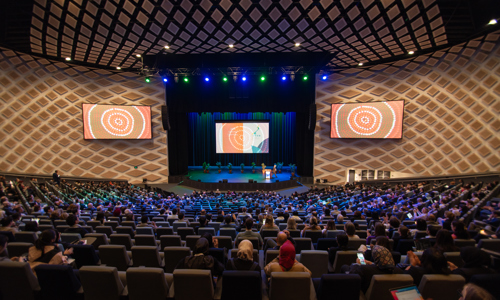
[0,175,499,299]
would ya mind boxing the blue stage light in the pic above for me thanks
[322,75,327,80]
[242,76,247,81]
[163,78,168,82]
[282,76,286,81]
[205,77,210,82]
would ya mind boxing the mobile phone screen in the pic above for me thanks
[357,253,366,265]
[407,213,412,219]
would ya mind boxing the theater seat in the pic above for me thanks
[418,274,465,300]
[299,250,329,278]
[0,261,40,300]
[269,272,313,300]
[72,244,100,269]
[14,232,38,244]
[79,266,127,300]
[364,274,414,300]
[316,274,361,300]
[6,242,33,258]
[127,267,173,300]
[332,251,360,273]
[173,269,215,300]
[221,271,262,300]
[131,246,163,268]
[35,264,82,300]
[164,246,191,273]
[99,245,132,271]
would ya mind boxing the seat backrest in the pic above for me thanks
[221,271,261,300]
[72,244,100,268]
[95,226,114,238]
[177,227,195,240]
[303,230,324,243]
[115,226,135,238]
[134,235,158,247]
[136,227,154,235]
[236,236,259,250]
[60,233,82,244]
[132,246,162,268]
[288,229,301,238]
[316,238,338,251]
[86,221,101,230]
[395,239,415,255]
[14,232,38,243]
[160,235,182,249]
[84,233,108,249]
[207,222,221,233]
[333,251,360,273]
[444,252,464,268]
[477,239,500,252]
[157,227,174,237]
[173,222,187,233]
[326,230,345,239]
[7,242,33,258]
[265,250,280,266]
[365,274,414,300]
[110,234,134,250]
[318,274,361,300]
[294,238,313,254]
[453,239,475,248]
[127,267,169,300]
[99,245,131,271]
[347,238,365,250]
[230,248,259,263]
[35,264,81,299]
[121,221,137,229]
[418,274,466,300]
[185,235,202,251]
[104,221,119,230]
[219,228,237,240]
[355,230,368,239]
[198,227,216,237]
[79,266,124,300]
[261,229,279,238]
[163,246,191,273]
[299,250,329,278]
[214,236,233,251]
[269,272,311,300]
[173,269,214,300]
[0,261,40,300]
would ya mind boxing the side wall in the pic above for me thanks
[0,49,169,184]
[314,33,500,185]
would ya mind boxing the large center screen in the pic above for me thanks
[330,100,404,139]
[82,104,152,140]
[216,122,269,153]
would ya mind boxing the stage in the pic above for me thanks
[173,166,303,191]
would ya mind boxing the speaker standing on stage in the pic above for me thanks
[52,170,60,185]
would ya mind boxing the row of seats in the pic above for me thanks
[3,260,497,300]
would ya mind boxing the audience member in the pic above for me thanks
[264,240,311,277]
[225,240,260,271]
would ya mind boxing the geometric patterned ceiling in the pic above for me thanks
[1,0,499,71]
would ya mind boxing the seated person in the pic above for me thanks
[366,223,387,245]
[301,216,322,236]
[433,229,459,253]
[236,218,263,248]
[175,237,224,284]
[260,214,279,236]
[225,240,261,272]
[264,240,311,277]
[404,247,450,286]
[28,229,73,272]
[0,216,18,234]
[328,234,355,265]
[137,215,157,230]
[265,230,294,252]
[344,222,359,239]
[0,234,21,262]
[63,214,88,238]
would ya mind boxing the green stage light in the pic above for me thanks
[303,75,308,81]
[260,76,266,81]
[183,77,189,82]
[145,77,150,83]
[223,76,228,82]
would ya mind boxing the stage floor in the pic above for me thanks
[187,166,297,183]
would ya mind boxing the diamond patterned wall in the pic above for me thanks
[0,48,168,184]
[314,32,500,185]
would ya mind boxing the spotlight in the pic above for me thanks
[164,45,170,49]
[116,66,121,70]
[65,57,71,61]
[295,42,301,47]
[408,51,415,55]
[321,75,327,80]
[488,19,497,25]
[260,76,266,81]
[223,76,228,82]
[242,76,247,81]
[358,62,363,66]
[204,77,210,82]
[136,54,141,58]
[145,77,150,83]
[163,78,168,82]
[303,75,308,81]
[228,44,234,48]
[282,75,287,81]
[183,77,189,82]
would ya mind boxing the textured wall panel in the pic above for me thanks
[314,33,500,184]
[0,49,168,183]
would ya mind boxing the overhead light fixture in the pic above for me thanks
[145,77,150,83]
[223,76,228,82]
[228,44,234,48]
[116,66,121,70]
[358,62,363,66]
[163,78,168,82]
[65,57,71,61]
[242,76,247,81]
[204,77,210,82]
[295,42,301,47]
[489,19,498,25]
[408,51,415,55]
[321,75,328,80]
[303,75,308,81]
[260,76,266,81]
[183,77,189,82]
[282,75,287,81]
[164,45,170,49]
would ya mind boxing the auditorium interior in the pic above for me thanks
[0,0,500,299]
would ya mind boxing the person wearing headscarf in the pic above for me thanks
[264,240,311,278]
[448,246,496,282]
[226,240,261,271]
[175,237,224,278]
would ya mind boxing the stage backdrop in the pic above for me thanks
[188,112,295,166]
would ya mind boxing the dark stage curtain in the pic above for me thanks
[188,112,295,167]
